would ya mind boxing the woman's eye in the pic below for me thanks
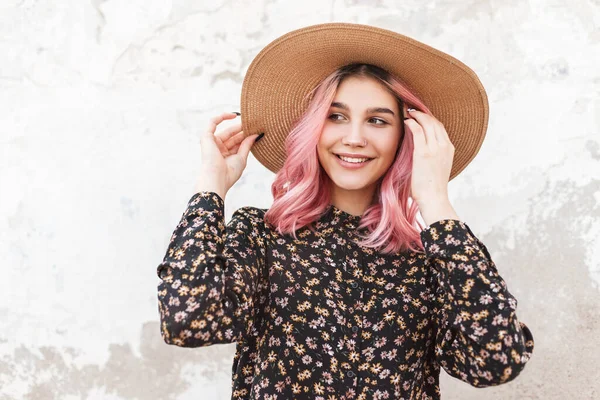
[370,118,387,125]
[327,114,388,125]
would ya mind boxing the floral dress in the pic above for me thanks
[156,191,534,399]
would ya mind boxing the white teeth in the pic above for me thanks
[338,155,371,163]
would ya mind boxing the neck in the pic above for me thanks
[329,184,377,217]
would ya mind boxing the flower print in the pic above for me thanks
[300,259,311,267]
[275,381,286,393]
[381,348,397,361]
[314,382,325,395]
[173,311,187,322]
[379,369,391,379]
[284,286,296,296]
[186,301,200,313]
[294,344,306,356]
[285,336,296,347]
[381,298,396,308]
[309,254,322,262]
[157,193,534,399]
[297,369,312,381]
[370,363,383,374]
[291,383,302,394]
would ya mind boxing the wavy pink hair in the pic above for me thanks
[264,63,433,254]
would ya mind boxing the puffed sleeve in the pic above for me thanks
[156,191,268,347]
[420,219,534,387]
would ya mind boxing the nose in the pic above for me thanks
[341,122,367,147]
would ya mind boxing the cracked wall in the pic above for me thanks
[1,0,599,399]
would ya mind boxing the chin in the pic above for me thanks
[330,179,374,191]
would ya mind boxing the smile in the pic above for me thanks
[334,154,374,169]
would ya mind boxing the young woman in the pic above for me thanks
[156,24,534,399]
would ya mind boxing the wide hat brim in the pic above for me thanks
[241,22,489,181]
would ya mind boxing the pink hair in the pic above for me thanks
[264,64,432,254]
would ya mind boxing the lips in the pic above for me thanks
[334,154,374,169]
[335,154,373,163]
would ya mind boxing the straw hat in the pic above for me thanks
[240,22,489,181]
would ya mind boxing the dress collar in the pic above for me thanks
[321,203,365,231]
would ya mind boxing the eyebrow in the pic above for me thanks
[330,102,396,116]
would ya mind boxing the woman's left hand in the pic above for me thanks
[404,109,455,207]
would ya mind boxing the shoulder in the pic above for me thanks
[232,205,268,219]
[228,206,271,235]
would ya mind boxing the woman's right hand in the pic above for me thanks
[195,112,260,198]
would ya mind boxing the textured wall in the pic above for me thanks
[1,0,599,399]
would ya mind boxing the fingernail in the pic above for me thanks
[407,108,416,112]
[255,132,265,142]
[232,111,241,116]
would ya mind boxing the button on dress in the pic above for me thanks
[157,191,535,399]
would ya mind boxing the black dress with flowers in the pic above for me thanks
[156,191,534,399]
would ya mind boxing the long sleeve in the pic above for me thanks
[420,219,534,388]
[156,191,267,347]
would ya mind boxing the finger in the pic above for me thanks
[199,112,240,153]
[229,144,241,154]
[436,122,453,146]
[404,120,426,151]
[427,114,451,146]
[215,131,245,156]
[215,122,243,145]
[202,112,238,140]
[222,130,246,150]
[212,135,230,156]
[427,115,448,145]
[237,134,260,161]
[406,110,438,148]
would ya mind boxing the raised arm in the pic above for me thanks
[157,191,267,347]
[420,219,534,387]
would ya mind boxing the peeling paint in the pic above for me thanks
[439,178,600,398]
[2,0,599,399]
[0,323,235,400]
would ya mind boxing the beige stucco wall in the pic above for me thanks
[1,0,599,399]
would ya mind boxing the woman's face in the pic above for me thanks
[317,76,404,201]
